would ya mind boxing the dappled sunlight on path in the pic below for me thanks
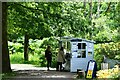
[11,64,56,71]
[4,64,77,79]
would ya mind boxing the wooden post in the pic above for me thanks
[77,69,85,78]
[101,63,109,70]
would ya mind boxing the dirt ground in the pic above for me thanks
[2,64,78,80]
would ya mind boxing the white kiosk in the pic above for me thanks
[60,37,95,72]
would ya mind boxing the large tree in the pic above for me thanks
[7,2,55,61]
[2,2,12,73]
[7,2,120,62]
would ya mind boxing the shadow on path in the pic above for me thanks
[2,64,77,80]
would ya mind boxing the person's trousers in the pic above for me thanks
[47,59,51,69]
[56,62,62,71]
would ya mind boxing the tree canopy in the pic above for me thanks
[7,2,120,42]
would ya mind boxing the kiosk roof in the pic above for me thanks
[60,36,95,43]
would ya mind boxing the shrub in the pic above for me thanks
[10,52,24,64]
[94,42,120,70]
[8,41,24,54]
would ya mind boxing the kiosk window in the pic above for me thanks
[83,43,86,49]
[77,43,86,58]
[77,50,86,58]
[82,51,86,58]
[78,43,81,49]
[88,52,92,56]
[78,43,86,49]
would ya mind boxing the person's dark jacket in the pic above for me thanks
[45,50,52,60]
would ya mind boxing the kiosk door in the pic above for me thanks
[71,42,88,72]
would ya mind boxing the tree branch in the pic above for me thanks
[14,3,70,23]
[105,2,111,14]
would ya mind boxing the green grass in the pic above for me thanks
[1,72,18,79]
[10,52,24,64]
[10,52,46,67]
[10,52,58,68]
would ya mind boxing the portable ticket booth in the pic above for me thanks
[59,37,95,72]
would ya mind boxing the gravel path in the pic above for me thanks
[3,64,77,80]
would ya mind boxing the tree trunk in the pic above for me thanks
[97,0,101,18]
[105,2,111,14]
[24,34,29,61]
[83,0,86,38]
[83,0,86,17]
[89,0,92,20]
[2,2,12,73]
[89,0,93,40]
[0,2,2,75]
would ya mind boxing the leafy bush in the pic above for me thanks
[10,52,24,64]
[96,65,120,79]
[8,41,24,54]
[40,37,59,51]
[38,37,58,68]
[51,51,57,68]
[94,42,120,70]
[9,37,59,68]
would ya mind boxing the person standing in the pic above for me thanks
[45,45,52,71]
[56,47,65,71]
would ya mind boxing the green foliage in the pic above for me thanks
[7,2,120,42]
[29,39,45,54]
[9,37,58,67]
[92,15,118,42]
[10,53,24,64]
[2,72,18,78]
[38,53,46,67]
[40,37,59,51]
[94,42,120,70]
[8,2,54,40]
[28,53,46,66]
[8,2,120,73]
[8,41,24,54]
[94,45,104,70]
[40,37,58,67]
[110,73,120,79]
